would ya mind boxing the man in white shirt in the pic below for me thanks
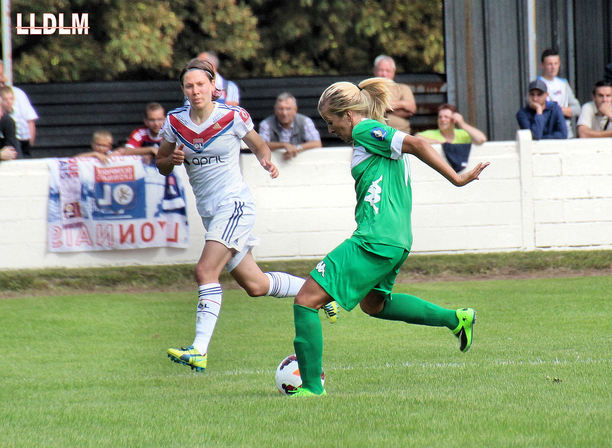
[577,80,612,138]
[537,49,580,138]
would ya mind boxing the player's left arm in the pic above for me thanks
[401,134,489,186]
[242,129,279,178]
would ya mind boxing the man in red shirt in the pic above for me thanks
[123,102,165,163]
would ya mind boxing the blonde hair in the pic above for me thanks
[92,130,113,143]
[0,85,13,96]
[318,77,392,123]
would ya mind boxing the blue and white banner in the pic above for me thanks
[47,157,189,252]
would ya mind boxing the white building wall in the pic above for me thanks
[0,132,610,270]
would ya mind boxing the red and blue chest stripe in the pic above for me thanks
[169,110,235,153]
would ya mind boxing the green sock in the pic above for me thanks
[293,304,324,394]
[373,293,459,330]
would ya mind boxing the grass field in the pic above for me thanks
[1,275,610,447]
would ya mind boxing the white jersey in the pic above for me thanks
[160,103,254,217]
[10,86,39,140]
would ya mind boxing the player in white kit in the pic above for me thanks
[156,58,325,372]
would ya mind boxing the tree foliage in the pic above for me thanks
[250,0,444,77]
[9,0,443,83]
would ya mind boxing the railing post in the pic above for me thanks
[517,130,535,250]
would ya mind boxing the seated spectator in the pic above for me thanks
[123,102,165,163]
[417,104,487,144]
[373,54,416,133]
[0,62,38,157]
[577,80,612,138]
[537,48,580,138]
[0,87,21,158]
[259,92,322,160]
[516,79,567,140]
[76,130,119,163]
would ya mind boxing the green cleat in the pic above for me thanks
[453,308,476,353]
[291,387,328,397]
[322,301,339,323]
[167,345,207,372]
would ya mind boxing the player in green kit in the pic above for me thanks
[291,78,490,397]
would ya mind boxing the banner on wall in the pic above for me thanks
[47,157,189,252]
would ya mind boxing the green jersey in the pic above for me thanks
[350,119,413,250]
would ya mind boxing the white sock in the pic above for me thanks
[192,283,223,355]
[265,272,305,297]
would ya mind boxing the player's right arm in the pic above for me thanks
[155,139,184,176]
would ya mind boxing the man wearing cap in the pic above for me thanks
[516,79,567,140]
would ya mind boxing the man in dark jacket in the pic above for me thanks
[516,79,568,140]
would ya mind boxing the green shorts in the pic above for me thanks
[310,237,409,311]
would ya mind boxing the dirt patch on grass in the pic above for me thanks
[3,266,609,299]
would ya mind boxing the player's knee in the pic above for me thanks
[294,291,321,309]
[294,290,308,307]
[359,300,381,316]
[194,264,219,285]
[243,280,268,297]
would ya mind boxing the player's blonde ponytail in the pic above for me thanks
[358,78,393,123]
[318,77,392,124]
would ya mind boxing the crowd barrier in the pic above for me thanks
[0,131,610,270]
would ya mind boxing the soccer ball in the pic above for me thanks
[275,354,325,395]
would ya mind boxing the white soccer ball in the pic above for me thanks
[275,354,325,395]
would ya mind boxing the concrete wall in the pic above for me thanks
[0,132,610,270]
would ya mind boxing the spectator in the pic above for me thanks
[417,104,487,145]
[0,86,21,158]
[373,55,416,133]
[577,80,612,138]
[76,130,118,163]
[516,79,567,140]
[123,102,165,163]
[258,92,322,160]
[537,48,581,137]
[0,61,38,157]
[196,51,240,106]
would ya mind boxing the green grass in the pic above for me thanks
[0,249,610,295]
[1,276,610,447]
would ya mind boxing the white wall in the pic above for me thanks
[0,132,610,270]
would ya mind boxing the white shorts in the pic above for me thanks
[201,199,260,271]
